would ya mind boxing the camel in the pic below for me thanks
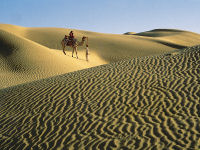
[61,36,88,59]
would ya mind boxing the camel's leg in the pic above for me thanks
[72,47,74,57]
[61,41,66,55]
[63,46,66,55]
[75,47,78,59]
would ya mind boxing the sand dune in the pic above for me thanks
[0,25,106,88]
[135,29,200,48]
[1,24,200,88]
[0,45,199,149]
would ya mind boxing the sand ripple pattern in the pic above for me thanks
[0,45,200,149]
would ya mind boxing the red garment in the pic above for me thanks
[69,31,74,39]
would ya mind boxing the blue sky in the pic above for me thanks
[0,0,199,34]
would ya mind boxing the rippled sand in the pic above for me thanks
[0,45,199,149]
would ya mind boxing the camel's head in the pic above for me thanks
[82,36,87,41]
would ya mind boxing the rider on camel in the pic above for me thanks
[69,31,74,41]
[64,31,74,45]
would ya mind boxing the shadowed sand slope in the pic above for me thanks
[1,24,200,88]
[0,45,199,149]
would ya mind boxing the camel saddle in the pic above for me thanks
[64,36,75,46]
[66,40,74,46]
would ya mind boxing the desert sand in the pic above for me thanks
[1,24,200,88]
[0,24,200,149]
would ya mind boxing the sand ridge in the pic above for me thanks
[0,45,199,149]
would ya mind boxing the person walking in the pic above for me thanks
[86,44,89,61]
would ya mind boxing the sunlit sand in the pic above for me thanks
[0,24,200,149]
